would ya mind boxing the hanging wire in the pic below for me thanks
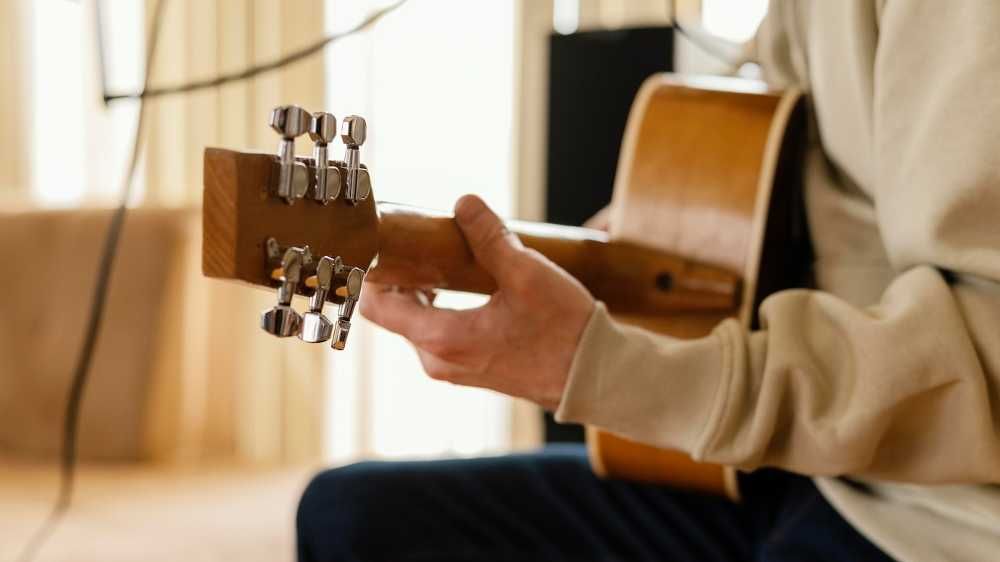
[666,0,744,68]
[14,1,167,558]
[104,0,408,103]
[16,1,408,561]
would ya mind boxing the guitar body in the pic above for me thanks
[201,73,810,501]
[586,75,809,499]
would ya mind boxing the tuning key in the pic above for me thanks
[298,256,340,343]
[340,115,370,205]
[308,112,341,204]
[331,266,364,350]
[261,246,310,337]
[269,105,311,204]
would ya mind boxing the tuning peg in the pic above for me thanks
[261,246,309,337]
[340,115,370,205]
[308,112,341,204]
[298,256,340,343]
[331,266,364,350]
[269,105,311,204]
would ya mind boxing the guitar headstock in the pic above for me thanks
[203,106,379,349]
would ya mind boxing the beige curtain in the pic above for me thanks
[141,0,328,466]
[0,0,30,196]
[577,0,676,29]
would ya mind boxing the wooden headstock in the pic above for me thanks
[202,147,379,304]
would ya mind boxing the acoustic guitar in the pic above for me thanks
[202,73,810,501]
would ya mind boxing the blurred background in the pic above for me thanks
[0,1,765,560]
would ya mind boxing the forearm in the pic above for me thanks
[557,267,1000,483]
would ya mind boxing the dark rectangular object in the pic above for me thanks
[543,26,674,444]
[545,26,674,227]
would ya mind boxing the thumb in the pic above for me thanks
[454,194,524,282]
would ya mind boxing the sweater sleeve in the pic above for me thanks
[556,1,1000,484]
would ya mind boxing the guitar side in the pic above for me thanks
[585,75,809,500]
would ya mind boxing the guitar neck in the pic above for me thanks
[200,148,737,316]
[368,203,739,315]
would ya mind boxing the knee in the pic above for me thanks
[298,461,386,525]
[296,461,385,560]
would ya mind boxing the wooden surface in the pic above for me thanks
[586,75,807,500]
[0,458,312,562]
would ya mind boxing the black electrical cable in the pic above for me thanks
[15,2,408,560]
[94,0,109,108]
[14,0,168,560]
[672,21,742,67]
[104,0,408,103]
[666,1,744,68]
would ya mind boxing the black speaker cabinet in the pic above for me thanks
[543,26,674,443]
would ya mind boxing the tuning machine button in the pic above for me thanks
[331,265,365,350]
[308,112,341,204]
[298,256,340,343]
[261,246,311,337]
[269,105,311,204]
[340,115,371,205]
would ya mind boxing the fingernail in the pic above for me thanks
[454,195,483,224]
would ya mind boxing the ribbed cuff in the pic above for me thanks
[554,302,731,457]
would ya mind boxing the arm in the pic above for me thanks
[557,1,1000,484]
[361,195,595,411]
[362,2,1000,485]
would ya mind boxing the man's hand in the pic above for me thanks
[360,195,595,410]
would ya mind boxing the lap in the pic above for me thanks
[296,444,891,562]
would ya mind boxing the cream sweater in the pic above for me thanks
[555,1,1000,560]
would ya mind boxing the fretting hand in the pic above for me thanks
[360,195,595,410]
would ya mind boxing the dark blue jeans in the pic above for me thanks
[296,444,893,562]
